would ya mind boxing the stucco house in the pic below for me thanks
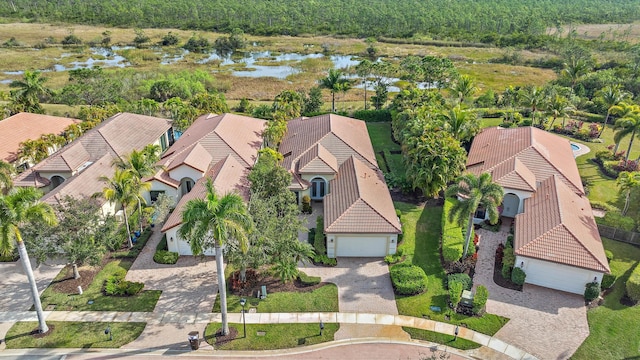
[0,112,80,168]
[280,114,401,258]
[155,113,266,255]
[158,113,401,258]
[467,126,609,294]
[14,112,173,216]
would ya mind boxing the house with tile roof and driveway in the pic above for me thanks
[0,112,80,168]
[156,113,401,259]
[467,126,609,294]
[14,112,174,216]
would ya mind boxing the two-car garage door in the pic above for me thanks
[335,236,388,257]
[523,257,598,295]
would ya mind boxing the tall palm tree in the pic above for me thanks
[520,86,544,125]
[445,172,504,258]
[610,102,640,154]
[0,160,15,195]
[319,69,350,112]
[356,60,373,109]
[450,75,478,104]
[612,103,640,161]
[616,171,640,215]
[101,169,145,248]
[501,86,520,123]
[9,70,52,114]
[438,105,480,142]
[0,187,57,333]
[179,179,252,336]
[545,94,573,129]
[595,85,629,138]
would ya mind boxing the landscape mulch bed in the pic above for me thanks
[211,327,240,346]
[493,257,523,291]
[50,256,120,294]
[229,270,326,298]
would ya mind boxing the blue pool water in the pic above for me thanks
[571,144,580,151]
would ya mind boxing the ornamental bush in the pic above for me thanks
[605,250,614,263]
[511,267,526,285]
[501,262,512,279]
[449,281,463,309]
[443,245,463,263]
[314,216,326,254]
[473,285,489,315]
[298,271,321,286]
[626,266,640,303]
[104,269,144,296]
[447,273,472,291]
[390,264,428,295]
[601,273,617,289]
[153,250,179,264]
[584,282,600,302]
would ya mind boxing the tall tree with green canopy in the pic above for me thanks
[449,74,478,104]
[9,70,52,114]
[595,85,629,138]
[100,169,144,248]
[445,172,504,258]
[179,180,252,336]
[617,171,640,216]
[319,69,350,112]
[519,85,544,125]
[272,90,303,120]
[0,187,57,333]
[356,59,373,109]
[545,94,573,129]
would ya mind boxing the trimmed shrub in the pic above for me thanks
[313,254,337,267]
[153,250,179,264]
[449,281,463,309]
[605,250,614,263]
[601,273,617,289]
[442,198,465,262]
[584,282,600,302]
[156,234,168,251]
[511,267,526,285]
[302,195,312,214]
[473,285,489,315]
[626,266,640,302]
[351,109,392,122]
[443,245,463,263]
[447,273,472,291]
[314,216,326,254]
[590,201,616,212]
[298,271,321,286]
[390,264,428,295]
[501,263,512,279]
[502,247,515,267]
[104,269,144,296]
[506,235,514,248]
[596,211,636,231]
[384,254,400,264]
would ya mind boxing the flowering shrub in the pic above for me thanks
[613,160,640,172]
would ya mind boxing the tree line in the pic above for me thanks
[2,0,640,41]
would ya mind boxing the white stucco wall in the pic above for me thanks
[502,188,533,214]
[169,165,204,186]
[516,255,603,295]
[145,180,179,206]
[164,225,214,256]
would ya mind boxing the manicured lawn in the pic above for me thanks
[480,117,503,128]
[402,327,481,350]
[572,238,640,360]
[394,202,508,336]
[366,122,401,153]
[39,259,161,312]
[204,323,339,350]
[213,284,339,313]
[5,321,146,348]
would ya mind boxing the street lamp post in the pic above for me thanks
[240,298,247,338]
[105,326,113,341]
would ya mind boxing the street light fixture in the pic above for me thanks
[240,298,247,338]
[105,326,113,341]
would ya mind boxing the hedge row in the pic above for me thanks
[626,265,640,303]
[351,109,392,122]
[390,264,428,295]
[441,198,465,262]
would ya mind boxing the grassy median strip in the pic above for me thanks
[213,284,339,313]
[204,323,339,350]
[402,327,481,350]
[5,321,146,349]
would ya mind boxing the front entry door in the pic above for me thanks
[310,178,326,200]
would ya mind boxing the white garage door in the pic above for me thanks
[336,236,388,257]
[524,258,594,294]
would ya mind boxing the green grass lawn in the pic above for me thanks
[480,117,503,128]
[394,202,508,336]
[367,122,401,153]
[204,323,339,350]
[572,238,640,360]
[402,327,481,350]
[213,284,339,313]
[39,259,161,312]
[5,322,146,348]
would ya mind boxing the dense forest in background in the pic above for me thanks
[2,0,640,41]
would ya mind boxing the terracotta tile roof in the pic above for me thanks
[467,127,584,195]
[280,114,378,171]
[297,144,338,174]
[0,112,80,163]
[515,175,609,273]
[96,113,172,157]
[324,156,401,234]
[161,155,250,232]
[38,142,91,173]
[167,143,212,173]
[41,153,115,206]
[289,172,310,191]
[490,157,537,192]
[13,170,50,188]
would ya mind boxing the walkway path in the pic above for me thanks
[0,310,537,359]
[473,226,588,360]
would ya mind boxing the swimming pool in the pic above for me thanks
[571,143,580,151]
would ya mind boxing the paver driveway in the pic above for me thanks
[473,227,589,360]
[0,258,64,312]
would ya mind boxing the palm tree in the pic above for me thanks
[561,59,590,89]
[500,86,520,123]
[612,103,640,161]
[595,85,629,138]
[545,94,573,129]
[616,171,640,215]
[610,102,640,154]
[356,60,373,109]
[0,187,57,333]
[319,69,350,112]
[520,86,544,125]
[445,172,504,258]
[450,75,478,104]
[101,169,145,248]
[9,70,52,114]
[438,105,480,142]
[0,160,15,195]
[179,179,252,336]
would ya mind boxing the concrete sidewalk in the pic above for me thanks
[0,311,537,359]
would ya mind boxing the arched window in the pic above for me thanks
[310,177,327,200]
[180,177,195,196]
[50,175,65,189]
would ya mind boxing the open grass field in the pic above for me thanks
[572,238,640,359]
[5,321,146,348]
[549,22,640,43]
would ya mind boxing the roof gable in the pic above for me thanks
[298,144,338,174]
[491,157,536,192]
[167,143,212,173]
